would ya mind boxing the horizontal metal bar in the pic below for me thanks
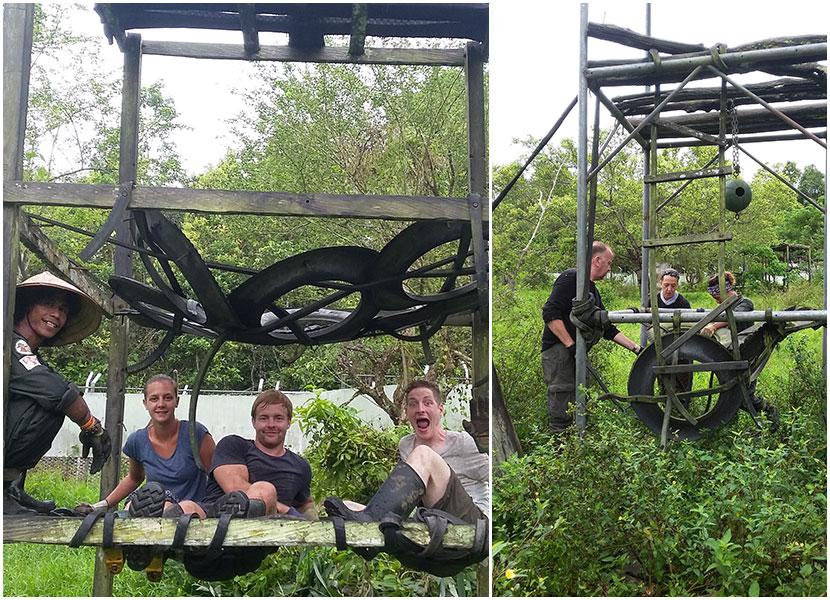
[652,361,749,374]
[608,309,827,323]
[657,129,827,148]
[644,166,732,184]
[141,40,467,66]
[642,232,732,248]
[585,43,827,84]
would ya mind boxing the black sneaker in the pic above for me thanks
[128,482,167,518]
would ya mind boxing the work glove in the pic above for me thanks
[79,418,112,475]
[565,343,577,359]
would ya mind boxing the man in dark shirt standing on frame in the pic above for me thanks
[541,242,641,433]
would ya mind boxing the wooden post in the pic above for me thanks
[92,32,141,598]
[2,3,33,427]
[464,40,489,596]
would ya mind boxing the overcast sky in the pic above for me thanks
[70,2,827,178]
[490,1,828,176]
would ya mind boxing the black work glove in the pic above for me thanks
[565,343,577,359]
[79,418,112,475]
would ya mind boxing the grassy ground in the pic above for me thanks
[492,280,826,596]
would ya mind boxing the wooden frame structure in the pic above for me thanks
[3,3,489,595]
[572,5,826,437]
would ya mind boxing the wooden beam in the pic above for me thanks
[652,361,750,374]
[140,40,467,66]
[18,214,114,317]
[238,4,260,55]
[3,3,33,422]
[644,166,732,184]
[349,4,367,57]
[4,182,485,222]
[587,22,705,54]
[3,516,477,549]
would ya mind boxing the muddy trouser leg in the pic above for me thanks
[542,344,576,433]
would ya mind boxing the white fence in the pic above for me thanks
[46,384,473,458]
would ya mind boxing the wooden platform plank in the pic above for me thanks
[3,516,476,549]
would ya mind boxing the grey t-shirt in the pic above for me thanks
[398,430,490,514]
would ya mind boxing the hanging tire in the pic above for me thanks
[372,220,480,310]
[367,289,479,340]
[627,333,744,440]
[227,246,379,344]
[141,210,242,330]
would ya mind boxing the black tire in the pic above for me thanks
[628,333,743,440]
[228,246,380,344]
[141,210,242,330]
[367,289,479,339]
[372,220,479,310]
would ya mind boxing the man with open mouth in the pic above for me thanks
[4,271,111,515]
[325,379,489,574]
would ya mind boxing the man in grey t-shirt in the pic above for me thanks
[325,379,488,524]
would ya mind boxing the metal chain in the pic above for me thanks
[728,99,740,176]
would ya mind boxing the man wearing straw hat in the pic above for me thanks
[4,271,112,514]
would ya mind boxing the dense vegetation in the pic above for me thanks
[3,398,480,597]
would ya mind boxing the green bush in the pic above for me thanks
[493,281,827,596]
[295,392,408,502]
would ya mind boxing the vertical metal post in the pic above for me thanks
[575,4,589,433]
[92,32,141,598]
[640,3,652,346]
[3,3,33,425]
[464,40,489,596]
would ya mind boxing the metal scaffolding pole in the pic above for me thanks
[575,3,589,433]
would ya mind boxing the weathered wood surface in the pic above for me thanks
[585,43,827,87]
[586,22,705,54]
[3,182,484,221]
[613,77,826,116]
[630,103,826,139]
[3,516,477,549]
[18,214,114,316]
[141,40,466,67]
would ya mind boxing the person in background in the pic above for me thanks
[541,242,641,433]
[4,272,110,515]
[702,271,779,425]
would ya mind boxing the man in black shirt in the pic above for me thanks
[654,268,691,310]
[201,389,315,518]
[5,272,110,514]
[541,242,641,433]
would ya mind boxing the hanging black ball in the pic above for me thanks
[725,178,752,213]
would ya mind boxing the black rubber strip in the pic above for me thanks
[208,513,234,553]
[172,513,195,549]
[69,510,106,548]
[79,181,133,261]
[331,516,347,551]
[102,511,118,549]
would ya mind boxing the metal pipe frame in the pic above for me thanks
[575,3,589,432]
[706,65,827,148]
[607,310,827,323]
[585,42,827,85]
[737,144,825,213]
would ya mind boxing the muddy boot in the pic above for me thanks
[324,462,425,522]
[3,484,38,515]
[8,472,55,514]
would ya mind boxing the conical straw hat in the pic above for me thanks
[15,272,103,346]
